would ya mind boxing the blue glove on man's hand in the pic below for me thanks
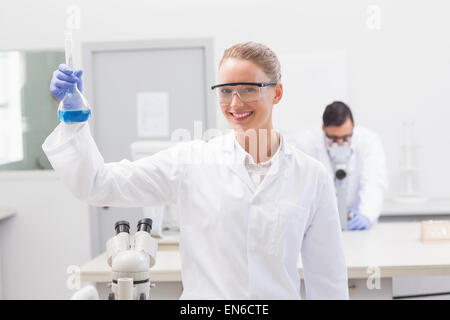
[50,64,83,100]
[348,209,371,230]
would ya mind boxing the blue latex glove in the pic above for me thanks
[50,64,83,100]
[348,209,371,230]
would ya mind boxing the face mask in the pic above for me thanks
[327,141,353,165]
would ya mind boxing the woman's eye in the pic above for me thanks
[221,88,232,94]
[243,87,256,93]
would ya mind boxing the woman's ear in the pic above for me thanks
[273,83,283,105]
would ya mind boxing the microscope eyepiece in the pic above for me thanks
[137,218,153,233]
[114,220,130,235]
[335,169,347,180]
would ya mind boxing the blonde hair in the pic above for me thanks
[219,41,282,82]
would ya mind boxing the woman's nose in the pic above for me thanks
[230,93,243,108]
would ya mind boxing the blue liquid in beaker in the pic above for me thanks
[58,109,91,123]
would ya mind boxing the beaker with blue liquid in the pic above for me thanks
[58,84,91,122]
[57,31,91,123]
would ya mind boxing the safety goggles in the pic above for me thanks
[325,133,353,145]
[211,82,277,104]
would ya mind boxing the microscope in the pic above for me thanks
[327,142,353,230]
[106,218,158,300]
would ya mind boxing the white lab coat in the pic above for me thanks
[293,126,388,224]
[42,122,348,300]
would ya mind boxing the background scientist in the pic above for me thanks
[295,101,388,230]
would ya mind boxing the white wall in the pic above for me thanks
[0,171,91,299]
[1,0,449,198]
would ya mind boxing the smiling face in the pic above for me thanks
[217,58,283,132]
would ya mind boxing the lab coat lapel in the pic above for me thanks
[223,132,256,193]
[319,143,333,174]
[256,142,294,193]
[228,161,256,193]
[255,158,280,192]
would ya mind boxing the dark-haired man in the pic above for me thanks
[295,101,388,230]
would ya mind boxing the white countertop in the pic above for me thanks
[0,206,16,221]
[381,197,450,216]
[80,222,450,283]
[340,222,450,278]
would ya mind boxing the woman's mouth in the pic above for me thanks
[229,111,254,121]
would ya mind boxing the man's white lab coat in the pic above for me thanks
[42,122,348,299]
[293,125,388,223]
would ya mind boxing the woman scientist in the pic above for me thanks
[43,42,348,299]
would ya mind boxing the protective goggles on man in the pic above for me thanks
[211,82,277,104]
[325,133,353,145]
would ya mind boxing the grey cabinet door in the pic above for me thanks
[83,39,215,254]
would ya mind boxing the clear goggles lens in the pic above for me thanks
[326,135,352,145]
[213,85,261,103]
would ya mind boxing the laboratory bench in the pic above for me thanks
[381,197,450,217]
[80,221,450,299]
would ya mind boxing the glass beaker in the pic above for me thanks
[57,82,91,123]
[57,31,91,123]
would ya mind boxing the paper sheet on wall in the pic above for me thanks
[136,92,169,137]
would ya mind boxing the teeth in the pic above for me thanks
[233,112,252,118]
